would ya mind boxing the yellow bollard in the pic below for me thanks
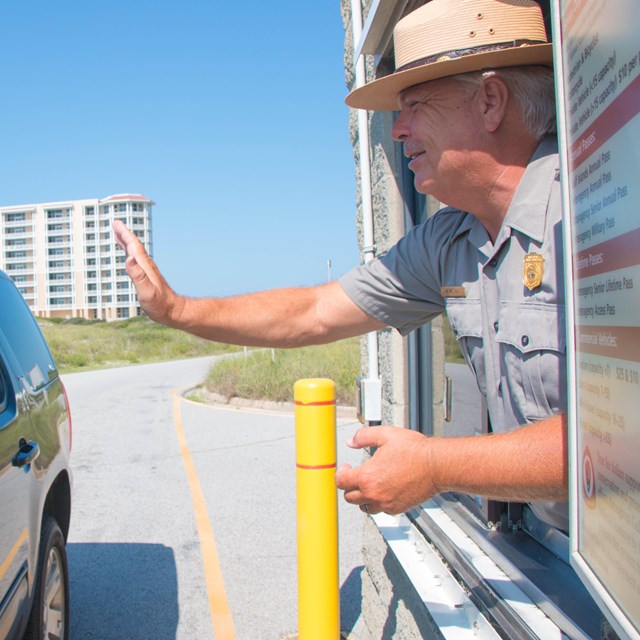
[294,378,340,640]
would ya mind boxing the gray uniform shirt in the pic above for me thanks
[340,137,568,530]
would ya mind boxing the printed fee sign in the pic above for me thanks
[553,0,640,637]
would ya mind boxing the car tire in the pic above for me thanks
[23,517,70,640]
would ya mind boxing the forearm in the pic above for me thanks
[429,413,568,502]
[169,281,382,348]
[114,220,381,347]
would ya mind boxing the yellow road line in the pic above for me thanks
[172,391,236,639]
[0,529,28,581]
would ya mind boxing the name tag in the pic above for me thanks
[440,286,466,298]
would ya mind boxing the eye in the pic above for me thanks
[408,99,426,110]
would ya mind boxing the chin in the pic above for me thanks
[414,178,435,196]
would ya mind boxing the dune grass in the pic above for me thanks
[38,316,239,373]
[202,338,361,406]
[38,316,464,404]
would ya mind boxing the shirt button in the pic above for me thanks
[521,335,530,347]
[488,259,498,268]
[493,321,499,332]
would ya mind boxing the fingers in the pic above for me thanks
[112,221,175,324]
[335,464,364,503]
[113,221,161,287]
[336,462,380,513]
[113,219,138,252]
[347,426,389,450]
[335,462,354,490]
[113,220,151,266]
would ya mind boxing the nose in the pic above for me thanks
[391,111,409,142]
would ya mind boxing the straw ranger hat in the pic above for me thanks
[346,0,552,111]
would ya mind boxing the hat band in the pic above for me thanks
[395,39,543,73]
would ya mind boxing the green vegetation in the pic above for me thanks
[202,326,465,405]
[442,317,465,364]
[38,316,239,373]
[202,339,361,406]
[38,316,465,405]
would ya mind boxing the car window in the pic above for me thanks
[0,277,56,390]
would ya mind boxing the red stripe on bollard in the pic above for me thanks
[296,463,337,470]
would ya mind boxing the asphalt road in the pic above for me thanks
[62,356,370,640]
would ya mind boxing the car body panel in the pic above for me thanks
[0,270,72,639]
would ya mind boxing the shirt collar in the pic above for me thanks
[449,136,559,255]
[502,135,559,244]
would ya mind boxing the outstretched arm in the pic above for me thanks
[113,220,384,347]
[335,414,568,515]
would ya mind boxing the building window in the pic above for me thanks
[49,297,72,306]
[5,212,26,222]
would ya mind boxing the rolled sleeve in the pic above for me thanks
[339,223,448,335]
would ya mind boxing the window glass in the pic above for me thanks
[0,277,55,389]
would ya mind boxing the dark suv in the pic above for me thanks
[0,271,72,640]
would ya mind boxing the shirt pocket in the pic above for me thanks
[496,302,566,421]
[445,299,486,399]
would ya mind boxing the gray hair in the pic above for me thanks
[454,66,557,139]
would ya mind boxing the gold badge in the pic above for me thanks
[523,253,544,291]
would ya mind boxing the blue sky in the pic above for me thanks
[0,1,359,296]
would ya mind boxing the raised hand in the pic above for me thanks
[113,220,183,325]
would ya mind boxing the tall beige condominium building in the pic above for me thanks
[0,194,153,321]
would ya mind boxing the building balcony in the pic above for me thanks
[3,254,34,263]
[47,240,72,249]
[4,264,31,273]
[10,275,34,284]
[2,219,33,228]
[49,277,74,286]
[3,229,35,240]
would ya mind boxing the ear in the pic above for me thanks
[478,75,510,133]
